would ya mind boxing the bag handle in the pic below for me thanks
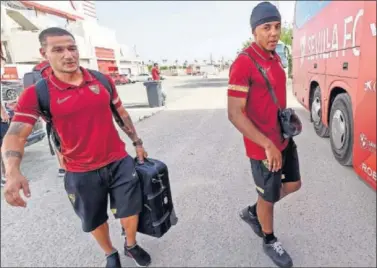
[238,52,281,111]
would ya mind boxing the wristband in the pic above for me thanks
[133,139,143,147]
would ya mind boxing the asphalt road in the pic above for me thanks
[1,75,376,267]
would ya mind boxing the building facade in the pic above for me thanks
[1,0,145,80]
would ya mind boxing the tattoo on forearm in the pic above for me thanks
[3,150,23,159]
[6,122,27,135]
[118,114,138,141]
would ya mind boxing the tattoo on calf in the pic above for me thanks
[4,151,22,159]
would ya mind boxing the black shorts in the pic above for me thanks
[64,155,143,232]
[250,138,301,203]
[1,122,10,147]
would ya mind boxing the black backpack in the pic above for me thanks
[23,67,124,156]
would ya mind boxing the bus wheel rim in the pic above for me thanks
[331,109,346,150]
[311,97,321,124]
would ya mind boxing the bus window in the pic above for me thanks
[294,1,331,29]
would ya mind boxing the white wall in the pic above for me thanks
[82,21,117,49]
[8,31,41,63]
[7,30,94,64]
[1,1,144,68]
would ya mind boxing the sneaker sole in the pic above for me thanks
[239,211,264,238]
[124,250,151,267]
[263,247,293,268]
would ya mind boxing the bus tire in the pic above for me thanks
[311,86,329,137]
[329,93,353,166]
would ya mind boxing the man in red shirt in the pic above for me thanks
[151,63,166,103]
[228,2,301,268]
[151,63,160,81]
[2,27,150,268]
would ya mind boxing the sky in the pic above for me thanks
[95,1,295,62]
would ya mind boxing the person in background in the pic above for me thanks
[227,2,302,268]
[32,60,66,177]
[151,63,160,81]
[1,50,11,186]
[2,27,151,268]
[151,63,167,103]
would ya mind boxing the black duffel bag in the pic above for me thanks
[121,157,178,238]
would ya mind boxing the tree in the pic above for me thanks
[280,25,293,46]
[242,37,253,50]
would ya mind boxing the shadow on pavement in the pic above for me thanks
[174,78,228,89]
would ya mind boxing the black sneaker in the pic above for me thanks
[239,206,263,237]
[263,238,293,268]
[106,251,121,268]
[124,243,151,267]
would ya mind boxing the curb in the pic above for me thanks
[133,106,166,123]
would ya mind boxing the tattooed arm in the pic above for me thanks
[1,122,34,176]
[114,105,148,163]
[105,74,141,144]
[115,105,141,143]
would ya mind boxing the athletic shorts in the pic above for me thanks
[64,155,143,232]
[0,122,10,147]
[250,138,301,203]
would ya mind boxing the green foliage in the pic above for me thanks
[242,38,253,50]
[280,26,293,46]
[288,56,292,78]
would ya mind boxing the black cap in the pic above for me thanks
[250,1,281,31]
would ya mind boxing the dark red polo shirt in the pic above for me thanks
[151,67,160,80]
[13,67,127,172]
[228,42,288,160]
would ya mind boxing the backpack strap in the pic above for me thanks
[35,79,57,155]
[87,69,125,127]
[238,51,281,111]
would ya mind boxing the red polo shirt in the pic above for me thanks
[228,42,288,160]
[151,67,160,80]
[13,67,127,172]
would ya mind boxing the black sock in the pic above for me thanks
[249,203,257,216]
[263,232,276,244]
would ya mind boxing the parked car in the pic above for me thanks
[131,73,153,82]
[275,41,289,68]
[2,81,46,147]
[119,74,132,84]
[1,80,23,102]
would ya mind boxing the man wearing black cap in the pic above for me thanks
[227,2,301,268]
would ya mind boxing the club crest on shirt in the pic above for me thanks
[89,84,100,94]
